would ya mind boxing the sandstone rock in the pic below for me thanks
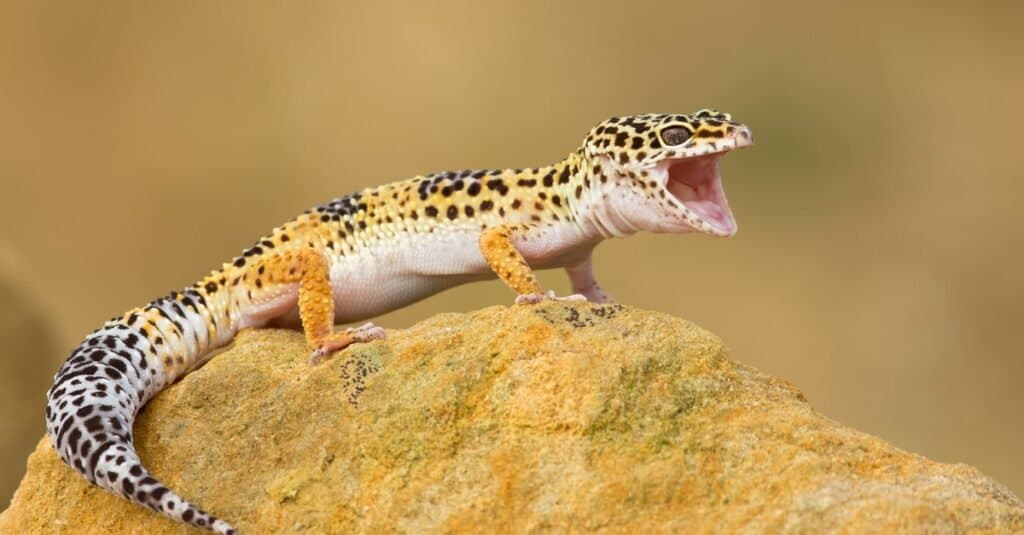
[2,303,1022,533]
[0,254,60,509]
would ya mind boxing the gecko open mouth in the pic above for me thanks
[663,153,737,235]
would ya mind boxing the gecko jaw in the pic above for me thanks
[663,153,737,236]
[651,128,752,237]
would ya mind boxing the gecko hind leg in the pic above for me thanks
[246,248,387,365]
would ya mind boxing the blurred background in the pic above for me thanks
[1,1,1021,508]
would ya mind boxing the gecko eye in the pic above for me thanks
[660,126,691,146]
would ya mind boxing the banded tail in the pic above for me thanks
[45,286,239,533]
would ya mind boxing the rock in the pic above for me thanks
[2,303,1022,533]
[0,253,61,509]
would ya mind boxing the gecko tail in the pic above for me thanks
[45,298,238,533]
[91,443,236,533]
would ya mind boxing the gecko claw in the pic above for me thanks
[515,290,588,305]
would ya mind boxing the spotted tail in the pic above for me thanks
[45,286,239,534]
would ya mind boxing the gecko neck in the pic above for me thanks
[568,153,645,240]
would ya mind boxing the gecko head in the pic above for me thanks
[582,110,752,237]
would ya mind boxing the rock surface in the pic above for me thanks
[0,254,61,509]
[2,303,1022,534]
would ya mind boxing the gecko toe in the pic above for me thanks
[515,290,586,305]
[345,322,387,342]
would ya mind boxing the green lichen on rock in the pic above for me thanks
[2,303,1022,533]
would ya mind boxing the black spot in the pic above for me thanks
[467,182,482,196]
[631,137,644,149]
[204,282,217,293]
[542,172,554,187]
[558,167,570,184]
[464,206,475,217]
[150,486,169,502]
[480,200,494,211]
[83,415,105,433]
[517,179,537,187]
[108,358,128,374]
[695,128,725,138]
[425,206,438,218]
[446,206,458,220]
[67,427,83,451]
[122,479,135,495]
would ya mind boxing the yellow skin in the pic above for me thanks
[46,110,753,533]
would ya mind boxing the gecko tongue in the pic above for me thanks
[666,155,737,235]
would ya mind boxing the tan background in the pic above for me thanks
[1,1,1021,509]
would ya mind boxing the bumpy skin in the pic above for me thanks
[46,110,752,533]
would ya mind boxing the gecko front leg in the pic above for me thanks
[565,254,613,304]
[478,224,587,304]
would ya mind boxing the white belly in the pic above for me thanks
[328,227,493,322]
[259,222,597,327]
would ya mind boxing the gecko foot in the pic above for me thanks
[309,323,387,365]
[346,322,387,342]
[515,290,588,305]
